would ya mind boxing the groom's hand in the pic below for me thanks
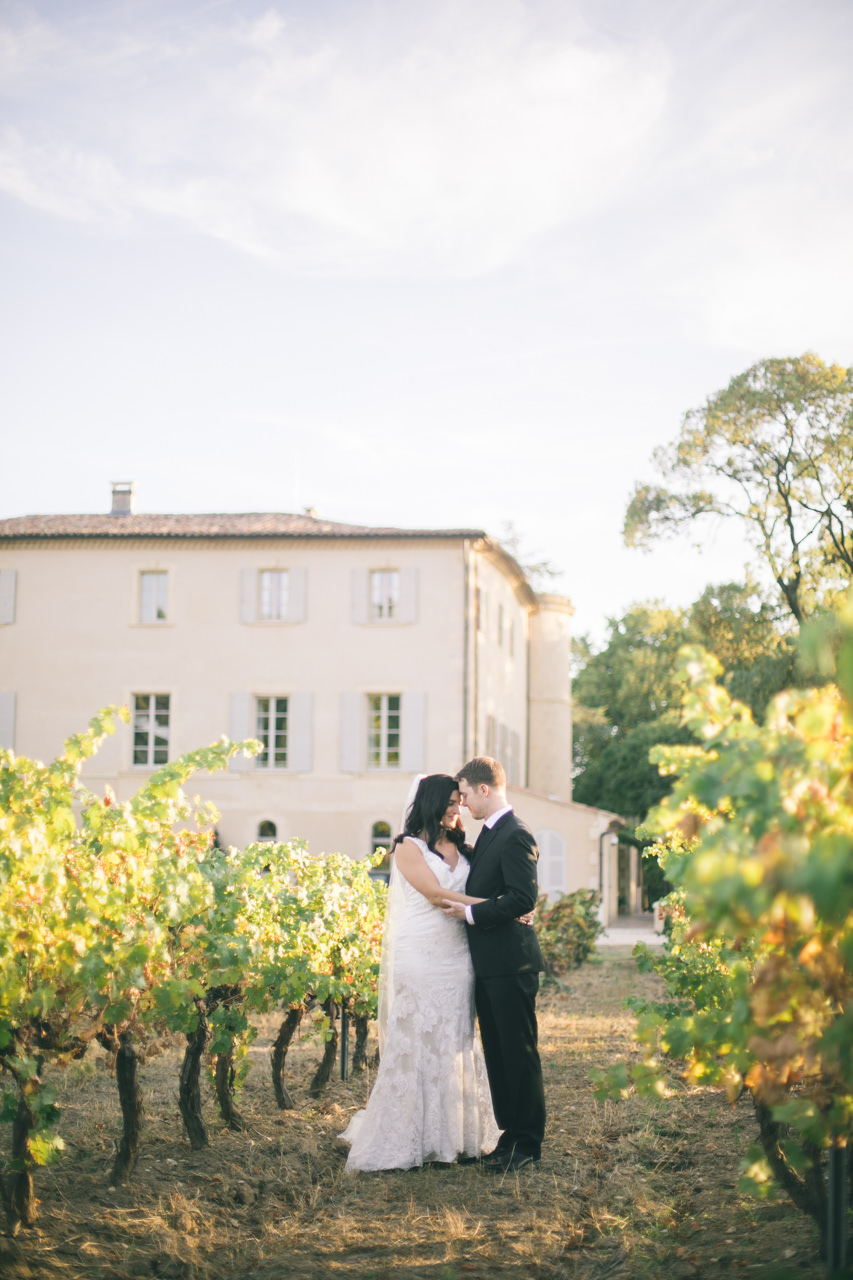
[441,900,466,919]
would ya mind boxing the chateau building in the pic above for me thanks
[0,483,635,920]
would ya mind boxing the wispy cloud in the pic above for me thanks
[0,0,669,273]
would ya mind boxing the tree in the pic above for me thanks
[624,353,853,623]
[596,608,853,1261]
[572,586,798,821]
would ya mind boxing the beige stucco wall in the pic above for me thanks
[0,537,471,860]
[528,593,573,801]
[0,530,627,919]
[469,550,529,778]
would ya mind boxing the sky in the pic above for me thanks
[1,0,851,641]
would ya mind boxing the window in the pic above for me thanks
[536,829,567,898]
[140,571,168,623]
[370,820,392,882]
[259,570,289,622]
[258,820,277,841]
[371,820,392,856]
[133,694,170,766]
[241,568,306,624]
[256,697,288,768]
[0,569,16,625]
[370,571,400,621]
[367,694,401,768]
[476,587,488,633]
[509,730,520,785]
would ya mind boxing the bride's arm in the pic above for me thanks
[394,839,484,908]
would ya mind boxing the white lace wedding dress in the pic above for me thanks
[340,839,499,1171]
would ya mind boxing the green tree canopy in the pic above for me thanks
[624,353,853,623]
[573,584,798,821]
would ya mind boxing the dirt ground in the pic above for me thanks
[1,948,824,1280]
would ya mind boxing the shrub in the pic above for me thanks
[536,889,604,977]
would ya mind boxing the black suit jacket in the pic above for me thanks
[464,811,545,978]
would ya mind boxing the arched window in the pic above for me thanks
[370,820,392,882]
[535,828,567,899]
[258,819,277,841]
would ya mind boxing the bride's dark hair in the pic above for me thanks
[392,774,467,860]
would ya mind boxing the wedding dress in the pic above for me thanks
[340,838,499,1171]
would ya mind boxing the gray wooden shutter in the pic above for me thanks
[535,829,567,897]
[240,570,257,624]
[340,691,363,772]
[287,692,313,772]
[288,568,307,623]
[398,568,418,623]
[351,569,368,624]
[0,570,17,625]
[229,692,253,771]
[0,691,15,751]
[400,691,426,772]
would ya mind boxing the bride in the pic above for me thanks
[340,774,499,1171]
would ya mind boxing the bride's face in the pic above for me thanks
[441,790,463,830]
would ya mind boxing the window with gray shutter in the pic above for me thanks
[288,568,307,623]
[287,691,313,771]
[400,691,426,772]
[229,691,253,771]
[0,570,17,625]
[240,570,257,623]
[398,569,418,623]
[353,568,418,624]
[0,690,15,750]
[340,691,364,771]
[535,829,567,898]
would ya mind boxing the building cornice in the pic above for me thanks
[0,512,486,542]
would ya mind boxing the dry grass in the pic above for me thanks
[2,951,823,1279]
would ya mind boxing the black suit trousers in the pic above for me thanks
[475,971,545,1159]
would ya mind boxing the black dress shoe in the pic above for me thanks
[486,1150,539,1173]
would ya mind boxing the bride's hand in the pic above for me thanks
[516,910,535,927]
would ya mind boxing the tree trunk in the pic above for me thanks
[214,1044,247,1131]
[271,1007,303,1109]
[352,1015,370,1073]
[308,998,338,1097]
[10,1096,36,1228]
[753,1099,826,1253]
[178,1009,209,1149]
[110,1030,143,1186]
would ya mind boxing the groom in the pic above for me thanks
[443,756,545,1172]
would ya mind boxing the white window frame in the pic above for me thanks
[133,693,170,766]
[370,570,400,622]
[259,570,289,622]
[367,693,401,769]
[140,571,168,624]
[255,696,289,768]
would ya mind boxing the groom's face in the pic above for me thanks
[458,779,488,821]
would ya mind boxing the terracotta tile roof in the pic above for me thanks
[0,511,486,541]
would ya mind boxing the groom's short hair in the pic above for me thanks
[456,756,506,790]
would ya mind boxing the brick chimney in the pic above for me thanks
[110,481,135,516]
